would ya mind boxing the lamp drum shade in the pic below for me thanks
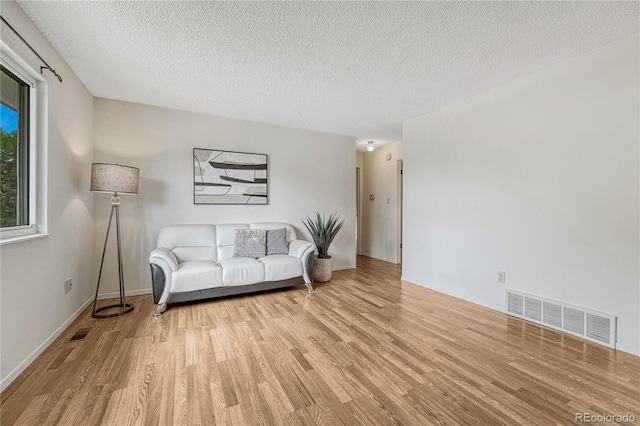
[91,163,139,194]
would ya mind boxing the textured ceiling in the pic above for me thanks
[16,1,639,149]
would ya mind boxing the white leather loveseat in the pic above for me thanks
[149,222,315,316]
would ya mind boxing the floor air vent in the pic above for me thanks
[505,290,616,349]
[68,327,91,342]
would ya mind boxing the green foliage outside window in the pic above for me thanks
[0,127,18,227]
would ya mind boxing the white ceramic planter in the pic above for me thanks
[313,257,332,282]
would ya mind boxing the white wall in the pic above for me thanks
[362,141,403,263]
[403,35,639,355]
[0,1,95,390]
[93,98,357,297]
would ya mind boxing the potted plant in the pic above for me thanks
[302,212,345,282]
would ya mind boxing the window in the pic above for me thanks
[0,52,41,241]
[1,66,30,229]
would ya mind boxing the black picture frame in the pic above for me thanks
[193,148,269,205]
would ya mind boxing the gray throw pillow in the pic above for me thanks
[233,229,266,258]
[266,228,288,255]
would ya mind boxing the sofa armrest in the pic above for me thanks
[149,248,178,305]
[289,240,315,284]
[288,240,314,259]
[150,247,179,271]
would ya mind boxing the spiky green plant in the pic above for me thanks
[302,212,345,259]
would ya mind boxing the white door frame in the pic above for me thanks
[356,166,363,255]
[397,159,403,264]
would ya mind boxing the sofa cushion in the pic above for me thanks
[220,257,265,286]
[157,224,217,262]
[172,261,223,292]
[266,228,288,255]
[233,229,267,258]
[259,255,303,281]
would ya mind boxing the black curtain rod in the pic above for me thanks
[0,15,62,82]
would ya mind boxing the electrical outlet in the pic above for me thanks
[498,271,506,284]
[64,278,72,294]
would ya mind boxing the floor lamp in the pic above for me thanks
[90,163,139,318]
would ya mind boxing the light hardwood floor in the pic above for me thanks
[1,256,638,425]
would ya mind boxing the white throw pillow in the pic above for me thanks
[233,229,266,258]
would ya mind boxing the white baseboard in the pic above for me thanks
[2,289,155,392]
[615,341,640,357]
[401,276,640,357]
[333,264,356,271]
[1,296,93,393]
[97,288,153,300]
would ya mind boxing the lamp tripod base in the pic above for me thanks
[92,198,135,319]
[92,303,134,318]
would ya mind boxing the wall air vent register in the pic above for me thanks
[506,289,616,349]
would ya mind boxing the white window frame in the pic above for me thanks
[0,43,47,243]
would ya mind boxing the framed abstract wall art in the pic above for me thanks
[193,148,268,205]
